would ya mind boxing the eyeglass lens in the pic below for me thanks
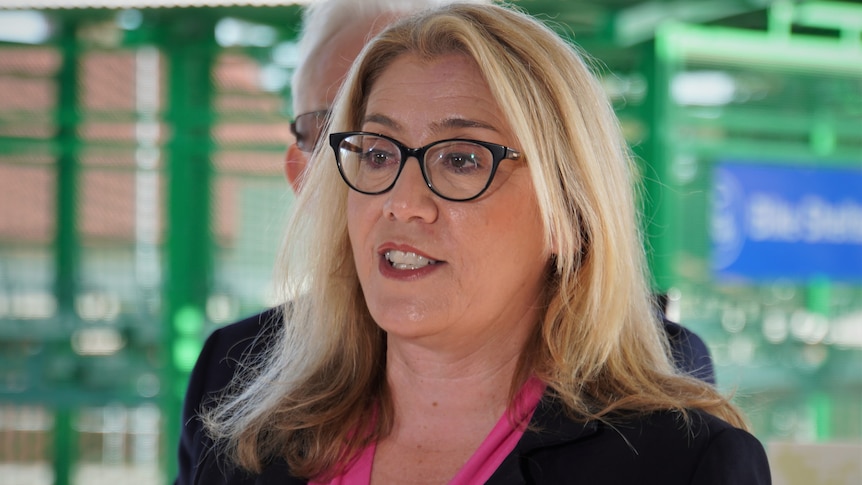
[334,133,497,200]
[290,110,329,152]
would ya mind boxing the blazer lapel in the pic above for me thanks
[485,396,598,484]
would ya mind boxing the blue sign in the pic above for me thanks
[712,162,862,282]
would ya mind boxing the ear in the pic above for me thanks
[284,143,309,193]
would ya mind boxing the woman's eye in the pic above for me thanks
[449,154,473,168]
[443,152,482,172]
[361,149,395,166]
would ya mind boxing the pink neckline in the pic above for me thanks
[311,376,546,484]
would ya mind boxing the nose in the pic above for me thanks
[383,157,439,223]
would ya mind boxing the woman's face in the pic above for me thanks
[347,52,550,352]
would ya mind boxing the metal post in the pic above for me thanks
[55,22,79,322]
[635,39,676,291]
[54,18,80,485]
[53,408,73,485]
[161,12,216,482]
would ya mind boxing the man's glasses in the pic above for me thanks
[329,132,521,202]
[289,110,330,152]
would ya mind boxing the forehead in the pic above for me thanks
[363,53,505,132]
[295,14,397,114]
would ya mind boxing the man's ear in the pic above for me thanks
[284,143,308,193]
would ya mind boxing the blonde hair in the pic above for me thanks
[206,2,746,479]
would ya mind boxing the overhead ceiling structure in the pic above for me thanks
[0,1,858,35]
[515,0,862,67]
[2,0,858,71]
[0,0,310,6]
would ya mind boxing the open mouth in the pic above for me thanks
[384,249,439,270]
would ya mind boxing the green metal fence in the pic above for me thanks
[0,6,301,483]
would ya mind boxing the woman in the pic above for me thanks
[201,3,770,483]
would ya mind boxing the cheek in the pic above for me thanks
[346,194,360,232]
[441,207,490,256]
[346,191,371,226]
[479,196,548,262]
[347,193,377,267]
[449,198,540,248]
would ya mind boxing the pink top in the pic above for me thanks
[311,376,546,485]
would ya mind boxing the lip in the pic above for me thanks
[377,243,444,280]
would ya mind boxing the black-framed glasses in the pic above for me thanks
[330,131,521,202]
[289,109,330,152]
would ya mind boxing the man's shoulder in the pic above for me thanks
[189,307,283,397]
[203,307,283,362]
[177,307,285,485]
[662,319,715,384]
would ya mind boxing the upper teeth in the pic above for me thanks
[385,250,438,270]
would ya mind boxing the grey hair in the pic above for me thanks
[290,0,490,111]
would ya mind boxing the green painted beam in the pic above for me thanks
[161,12,217,482]
[657,21,862,75]
[632,40,679,291]
[55,19,79,317]
[793,1,862,32]
[53,18,80,485]
[610,0,764,46]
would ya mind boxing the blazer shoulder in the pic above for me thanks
[686,413,772,484]
[511,405,770,484]
[607,410,771,484]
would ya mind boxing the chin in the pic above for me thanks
[370,302,437,333]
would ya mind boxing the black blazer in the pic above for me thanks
[191,398,770,484]
[176,308,719,485]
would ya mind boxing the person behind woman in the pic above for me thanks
[199,3,770,483]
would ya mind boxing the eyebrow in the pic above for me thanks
[363,113,399,129]
[362,113,501,134]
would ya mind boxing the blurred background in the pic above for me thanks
[0,0,859,484]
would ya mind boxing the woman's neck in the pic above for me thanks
[385,334,525,429]
[370,339,531,485]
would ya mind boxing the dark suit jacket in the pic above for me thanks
[176,308,719,485]
[191,399,770,484]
